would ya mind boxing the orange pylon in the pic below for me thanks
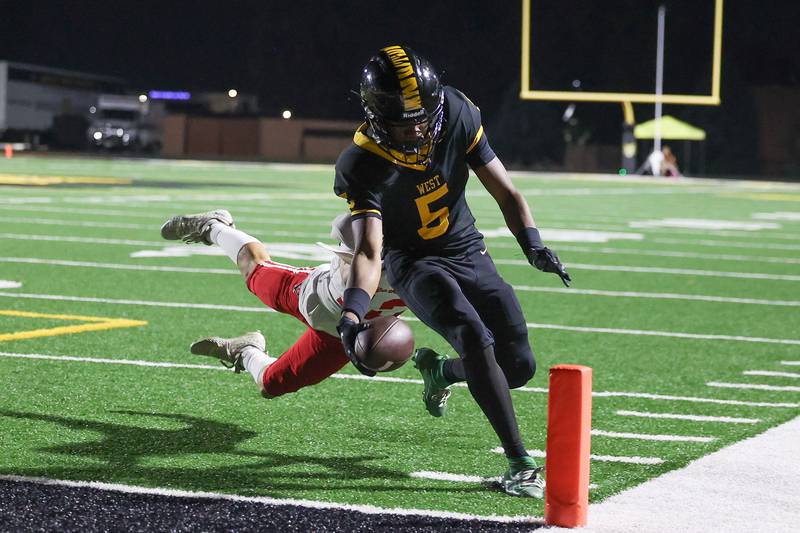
[3,144,12,159]
[545,364,593,528]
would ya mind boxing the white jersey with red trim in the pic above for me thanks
[298,253,405,337]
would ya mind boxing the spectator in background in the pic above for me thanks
[661,145,681,177]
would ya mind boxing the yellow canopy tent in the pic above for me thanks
[634,115,706,140]
[634,115,706,174]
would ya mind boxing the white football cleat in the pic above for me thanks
[190,331,266,373]
[160,209,234,245]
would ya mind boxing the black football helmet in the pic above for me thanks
[359,45,445,166]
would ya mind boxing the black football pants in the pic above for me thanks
[384,244,536,457]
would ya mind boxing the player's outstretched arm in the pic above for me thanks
[474,157,571,287]
[337,216,384,376]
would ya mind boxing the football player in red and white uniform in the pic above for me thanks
[160,210,405,398]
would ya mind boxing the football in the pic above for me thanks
[354,316,415,372]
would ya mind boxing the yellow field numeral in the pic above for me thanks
[415,184,450,240]
[0,310,147,342]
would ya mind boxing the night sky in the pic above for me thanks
[2,1,797,118]
[2,1,798,171]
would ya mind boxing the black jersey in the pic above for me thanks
[334,86,496,255]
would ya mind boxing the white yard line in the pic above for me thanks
[614,410,760,424]
[0,475,537,524]
[0,352,229,370]
[706,382,800,393]
[0,216,150,229]
[490,448,664,465]
[512,285,800,307]
[0,258,240,275]
[571,416,800,533]
[0,233,169,247]
[524,322,800,346]
[409,471,497,484]
[498,243,800,266]
[3,352,797,409]
[593,391,797,408]
[744,370,800,379]
[0,292,272,313]
[408,471,598,490]
[590,429,715,443]
[780,361,800,366]
[653,237,800,252]
[4,289,800,347]
[497,259,800,282]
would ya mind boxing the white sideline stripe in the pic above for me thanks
[497,259,800,282]
[707,382,800,393]
[615,410,760,424]
[525,322,800,346]
[0,292,273,313]
[408,471,599,490]
[744,370,800,379]
[0,475,537,524]
[0,257,239,275]
[3,352,798,409]
[780,361,800,366]
[512,285,800,307]
[490,448,664,465]
[591,429,715,443]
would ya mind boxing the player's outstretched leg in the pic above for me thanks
[412,348,452,417]
[160,209,234,244]
[160,209,267,279]
[191,331,276,396]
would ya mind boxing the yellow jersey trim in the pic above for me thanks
[351,208,382,216]
[353,123,428,172]
[466,126,484,154]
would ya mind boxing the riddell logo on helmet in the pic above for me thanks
[402,108,425,119]
[382,45,423,111]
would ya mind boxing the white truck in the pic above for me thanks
[0,60,124,144]
[88,94,163,152]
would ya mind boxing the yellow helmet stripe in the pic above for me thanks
[381,45,422,112]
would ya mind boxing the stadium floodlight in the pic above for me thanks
[520,0,724,105]
[282,109,292,119]
[138,94,148,103]
[228,89,238,98]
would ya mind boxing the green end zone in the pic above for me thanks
[0,156,798,518]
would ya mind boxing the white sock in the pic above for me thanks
[208,223,259,264]
[239,345,276,385]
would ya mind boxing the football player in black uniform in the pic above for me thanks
[334,45,570,498]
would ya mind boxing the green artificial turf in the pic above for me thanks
[1,156,799,517]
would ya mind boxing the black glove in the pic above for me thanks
[525,247,572,287]
[336,315,376,377]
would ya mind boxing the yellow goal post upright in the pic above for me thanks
[520,0,724,173]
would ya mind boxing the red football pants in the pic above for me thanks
[247,261,349,397]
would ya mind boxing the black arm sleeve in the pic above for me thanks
[462,96,497,170]
[334,148,383,221]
